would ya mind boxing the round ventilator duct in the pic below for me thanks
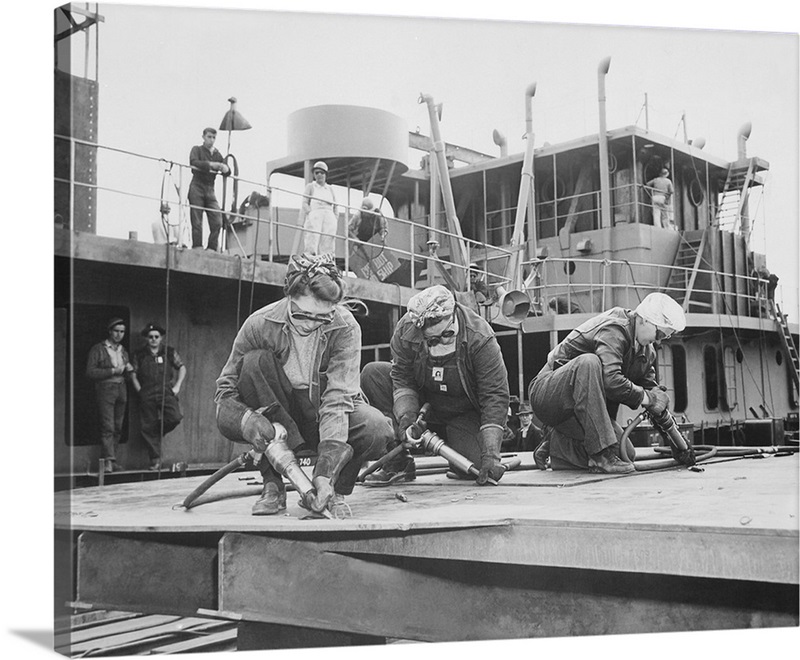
[276,105,409,190]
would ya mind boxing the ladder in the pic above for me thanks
[772,300,799,391]
[665,228,711,312]
[714,160,757,235]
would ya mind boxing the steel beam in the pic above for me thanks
[310,521,799,585]
[217,533,797,643]
[77,532,218,613]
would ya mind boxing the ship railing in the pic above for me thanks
[519,255,779,320]
[532,181,716,234]
[266,181,517,292]
[54,134,515,293]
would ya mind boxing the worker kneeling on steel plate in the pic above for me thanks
[214,253,392,516]
[361,284,511,486]
[528,292,687,474]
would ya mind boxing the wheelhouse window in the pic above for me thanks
[723,346,738,411]
[665,344,688,413]
[703,345,719,411]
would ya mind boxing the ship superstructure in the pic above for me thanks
[53,5,798,653]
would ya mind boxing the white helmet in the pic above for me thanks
[312,161,328,173]
[635,293,686,332]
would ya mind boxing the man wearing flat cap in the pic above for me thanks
[361,284,510,486]
[131,323,186,470]
[529,292,687,473]
[86,318,134,471]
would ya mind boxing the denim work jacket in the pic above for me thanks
[390,303,509,432]
[215,297,363,444]
[545,307,658,409]
[86,340,130,383]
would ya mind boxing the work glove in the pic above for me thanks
[651,408,697,467]
[241,410,275,454]
[307,476,334,513]
[477,426,506,486]
[395,394,420,445]
[307,441,354,512]
[672,444,697,467]
[643,387,670,416]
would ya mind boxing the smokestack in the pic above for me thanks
[492,129,507,157]
[597,57,612,230]
[737,122,752,160]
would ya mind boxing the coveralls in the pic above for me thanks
[132,345,184,462]
[529,308,658,469]
[215,298,391,495]
[300,181,338,255]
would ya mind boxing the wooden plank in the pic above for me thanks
[77,532,218,612]
[217,533,797,642]
[55,613,179,648]
[64,617,223,656]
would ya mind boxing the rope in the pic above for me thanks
[156,163,178,474]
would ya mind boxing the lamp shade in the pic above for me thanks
[219,96,252,131]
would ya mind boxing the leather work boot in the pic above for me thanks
[445,469,474,481]
[588,444,635,474]
[363,457,416,487]
[533,428,551,470]
[252,481,287,516]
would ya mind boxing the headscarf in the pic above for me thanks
[286,253,341,285]
[635,293,686,332]
[407,285,456,328]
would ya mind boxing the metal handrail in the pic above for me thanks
[54,134,515,291]
[519,255,780,319]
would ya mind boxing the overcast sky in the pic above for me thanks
[66,1,798,316]
[3,3,799,660]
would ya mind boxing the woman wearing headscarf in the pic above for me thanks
[360,284,510,486]
[529,292,687,473]
[215,253,391,516]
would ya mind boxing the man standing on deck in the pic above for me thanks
[188,127,229,251]
[86,318,134,472]
[130,323,186,471]
[646,168,675,229]
[528,293,686,473]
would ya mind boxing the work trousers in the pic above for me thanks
[238,349,389,495]
[138,388,183,461]
[188,181,223,251]
[95,381,127,461]
[652,194,672,229]
[529,354,619,469]
[302,208,337,255]
[360,361,483,468]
